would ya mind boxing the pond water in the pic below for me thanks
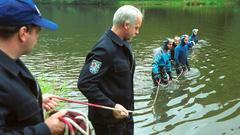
[23,5,240,135]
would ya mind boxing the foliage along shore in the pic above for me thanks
[36,0,240,7]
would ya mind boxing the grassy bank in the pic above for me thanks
[38,76,70,111]
[120,0,182,7]
[119,0,239,7]
[35,0,117,5]
[38,76,68,95]
[35,0,239,7]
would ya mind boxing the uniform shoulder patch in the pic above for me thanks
[89,59,102,74]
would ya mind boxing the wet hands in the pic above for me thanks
[113,104,129,119]
[162,72,168,81]
[42,93,60,111]
[167,72,172,80]
[153,74,160,84]
[161,72,169,84]
[190,41,196,46]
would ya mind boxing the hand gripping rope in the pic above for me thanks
[52,97,137,114]
[55,109,91,135]
[151,68,184,113]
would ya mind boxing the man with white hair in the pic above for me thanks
[78,5,143,135]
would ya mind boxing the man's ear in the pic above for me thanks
[123,22,129,30]
[18,26,29,42]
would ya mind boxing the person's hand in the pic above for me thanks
[162,72,168,80]
[45,110,67,135]
[112,104,129,119]
[176,65,183,76]
[190,41,195,46]
[153,74,160,84]
[161,72,169,84]
[167,72,173,80]
[176,65,182,72]
[42,93,60,111]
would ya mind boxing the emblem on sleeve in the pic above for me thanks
[89,59,102,74]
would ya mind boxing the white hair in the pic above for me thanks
[113,5,143,26]
[192,28,199,33]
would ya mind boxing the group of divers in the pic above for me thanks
[151,28,199,86]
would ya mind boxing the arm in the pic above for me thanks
[77,46,115,108]
[152,54,161,74]
[78,46,130,119]
[166,52,173,79]
[152,53,165,83]
[166,52,172,72]
[186,58,190,71]
[0,122,50,135]
[194,36,199,44]
[0,112,66,135]
[187,41,195,48]
[174,46,180,67]
[0,88,51,135]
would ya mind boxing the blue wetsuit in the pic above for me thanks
[189,34,198,44]
[174,40,190,74]
[152,47,171,85]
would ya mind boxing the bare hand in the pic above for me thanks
[45,110,67,135]
[113,104,129,119]
[191,41,196,46]
[42,93,60,111]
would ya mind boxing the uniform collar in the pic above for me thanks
[105,28,134,60]
[0,49,20,76]
[0,50,33,79]
[105,27,130,47]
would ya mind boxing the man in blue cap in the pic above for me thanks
[0,0,66,135]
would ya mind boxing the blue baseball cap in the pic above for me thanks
[0,0,58,30]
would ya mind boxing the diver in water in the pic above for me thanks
[189,28,199,47]
[174,34,192,75]
[170,36,180,67]
[152,38,173,86]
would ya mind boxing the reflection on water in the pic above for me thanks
[22,5,240,135]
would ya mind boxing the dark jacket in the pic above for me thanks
[174,40,189,67]
[0,50,50,135]
[189,34,199,44]
[78,29,135,124]
[170,42,177,61]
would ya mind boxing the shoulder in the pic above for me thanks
[94,33,118,54]
[86,34,118,63]
[0,67,11,83]
[0,66,16,84]
[0,68,12,98]
[153,47,163,56]
[96,33,117,52]
[175,45,180,50]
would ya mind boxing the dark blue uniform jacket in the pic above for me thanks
[0,50,50,135]
[174,43,189,67]
[78,29,135,124]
